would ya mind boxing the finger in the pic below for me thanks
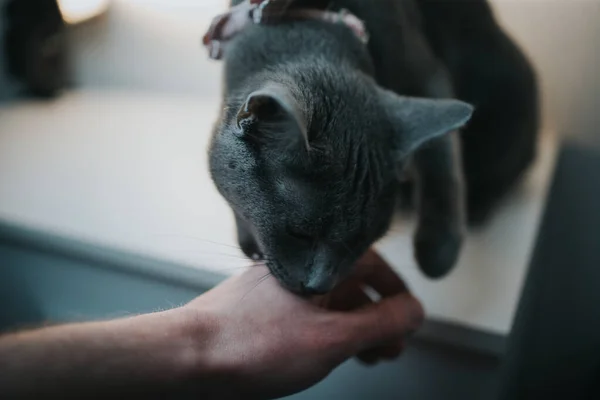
[378,343,405,360]
[326,279,372,312]
[356,350,380,365]
[327,281,405,363]
[353,250,408,298]
[342,293,425,352]
[357,342,405,365]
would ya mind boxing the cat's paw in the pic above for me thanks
[414,225,463,279]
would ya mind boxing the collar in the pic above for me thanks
[202,0,369,60]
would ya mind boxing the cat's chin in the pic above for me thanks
[275,279,336,297]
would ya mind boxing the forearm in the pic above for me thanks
[0,308,215,399]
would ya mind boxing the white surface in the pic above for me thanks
[378,136,558,333]
[0,90,558,335]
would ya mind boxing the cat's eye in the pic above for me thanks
[286,226,314,243]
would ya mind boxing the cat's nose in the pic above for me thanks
[301,272,336,295]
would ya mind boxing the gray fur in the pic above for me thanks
[209,0,473,293]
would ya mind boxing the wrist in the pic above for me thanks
[160,306,217,374]
[169,305,237,397]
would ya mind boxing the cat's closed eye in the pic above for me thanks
[286,226,315,243]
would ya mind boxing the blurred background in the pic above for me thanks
[3,0,599,144]
[1,1,600,399]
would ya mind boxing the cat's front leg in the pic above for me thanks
[412,133,466,279]
[234,212,264,261]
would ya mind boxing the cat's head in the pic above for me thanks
[209,63,473,294]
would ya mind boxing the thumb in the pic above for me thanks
[340,294,425,353]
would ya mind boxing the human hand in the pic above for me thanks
[185,249,424,399]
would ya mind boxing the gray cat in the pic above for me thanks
[209,0,475,294]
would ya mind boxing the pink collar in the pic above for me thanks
[203,0,369,60]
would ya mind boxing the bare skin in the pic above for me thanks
[0,250,424,399]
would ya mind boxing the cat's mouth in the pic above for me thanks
[266,264,306,295]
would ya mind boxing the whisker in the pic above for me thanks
[204,261,270,274]
[150,233,243,251]
[211,266,254,274]
[237,272,273,306]
[165,248,249,261]
[173,250,268,266]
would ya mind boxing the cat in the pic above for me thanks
[208,0,537,294]
[414,0,539,224]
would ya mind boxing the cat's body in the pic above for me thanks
[414,0,539,223]
[209,0,537,293]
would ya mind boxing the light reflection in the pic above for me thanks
[57,0,110,24]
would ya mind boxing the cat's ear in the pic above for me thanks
[380,89,474,156]
[236,84,309,149]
